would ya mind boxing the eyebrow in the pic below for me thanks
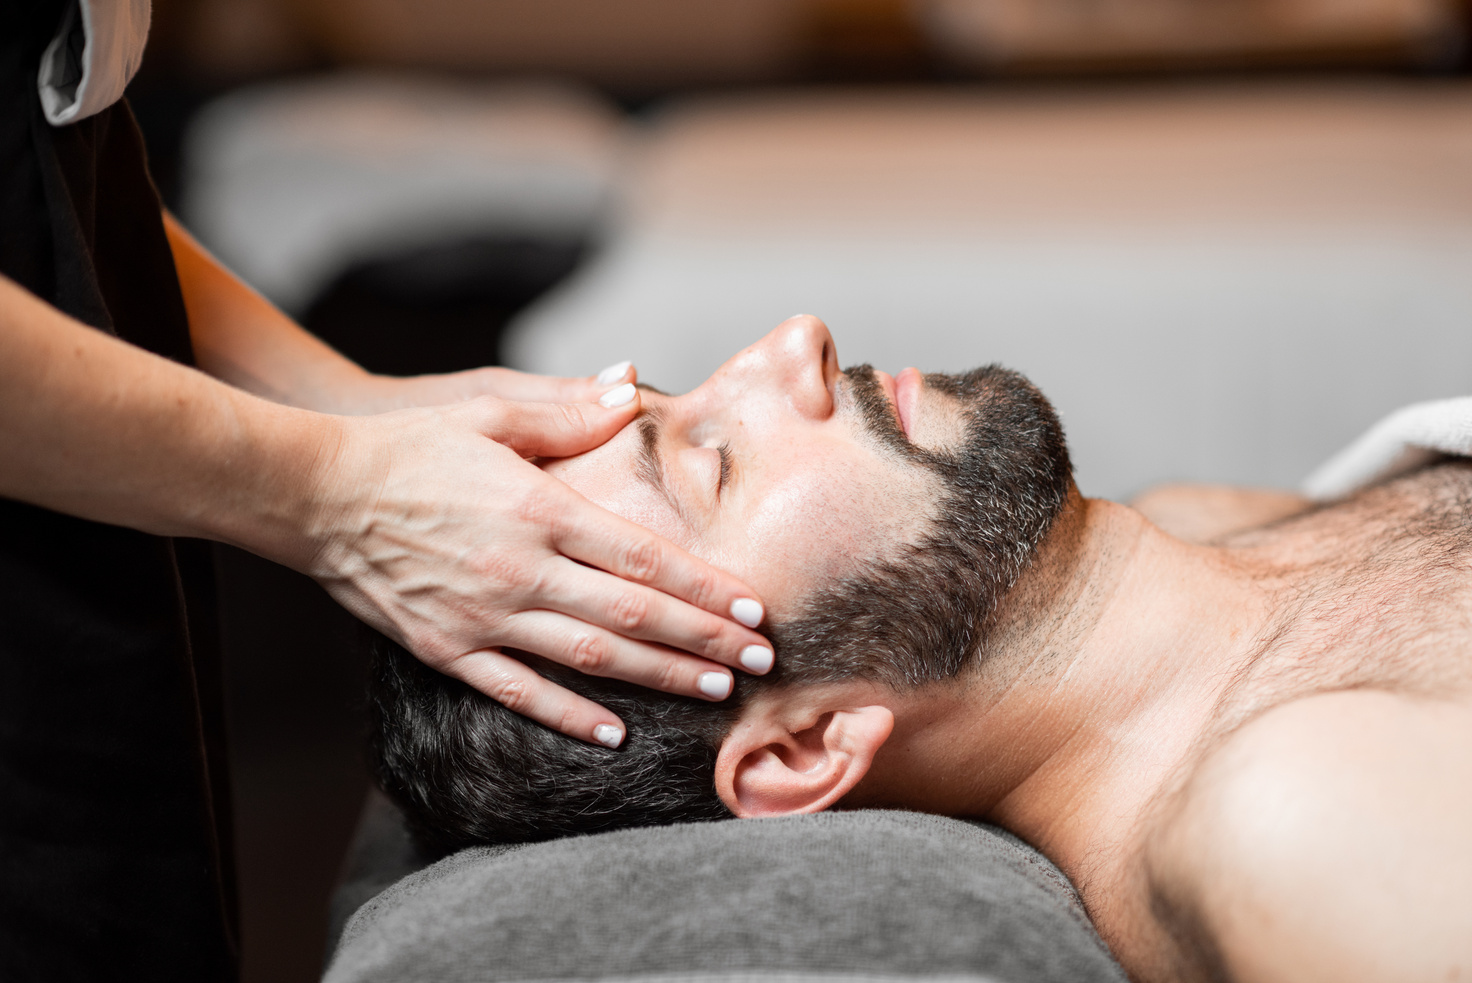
[635,403,679,515]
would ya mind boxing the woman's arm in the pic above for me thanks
[0,271,328,549]
[164,213,620,414]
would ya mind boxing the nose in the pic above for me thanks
[713,315,838,420]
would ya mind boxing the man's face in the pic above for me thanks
[542,316,966,616]
[366,317,1074,847]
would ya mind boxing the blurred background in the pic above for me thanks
[126,1,1472,979]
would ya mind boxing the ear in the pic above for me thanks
[714,704,895,818]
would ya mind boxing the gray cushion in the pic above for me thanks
[325,799,1126,983]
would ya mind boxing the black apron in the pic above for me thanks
[0,2,238,979]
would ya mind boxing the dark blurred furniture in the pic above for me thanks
[302,237,586,376]
[150,0,1470,92]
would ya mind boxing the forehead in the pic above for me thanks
[549,391,941,620]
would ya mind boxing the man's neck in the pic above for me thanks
[861,493,1282,892]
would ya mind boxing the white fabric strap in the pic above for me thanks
[38,0,151,127]
[1302,395,1472,500]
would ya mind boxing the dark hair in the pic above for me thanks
[369,365,1072,852]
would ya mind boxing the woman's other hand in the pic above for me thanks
[333,360,640,414]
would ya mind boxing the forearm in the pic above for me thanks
[0,273,338,568]
[164,212,376,414]
[164,213,594,413]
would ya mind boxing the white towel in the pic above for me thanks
[1302,396,1472,500]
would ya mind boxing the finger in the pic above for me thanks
[593,360,636,388]
[501,609,737,700]
[478,363,636,403]
[549,495,768,633]
[449,647,628,747]
[537,558,774,674]
[470,387,641,458]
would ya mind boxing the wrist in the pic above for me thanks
[289,412,380,583]
[199,393,363,576]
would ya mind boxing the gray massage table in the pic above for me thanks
[325,791,1128,983]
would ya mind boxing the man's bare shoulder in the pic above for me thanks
[1131,458,1472,549]
[1128,483,1313,545]
[1145,689,1472,983]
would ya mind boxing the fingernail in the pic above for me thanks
[598,382,636,408]
[730,597,764,628]
[739,644,774,674]
[596,360,632,386]
[697,672,732,699]
[594,724,624,748]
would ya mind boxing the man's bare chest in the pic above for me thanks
[1222,460,1472,722]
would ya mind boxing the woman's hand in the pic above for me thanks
[303,386,771,748]
[13,233,766,747]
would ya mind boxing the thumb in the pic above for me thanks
[474,384,641,458]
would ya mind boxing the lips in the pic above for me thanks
[873,367,921,438]
[894,367,921,439]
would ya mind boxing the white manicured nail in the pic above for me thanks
[697,672,732,699]
[730,597,764,628]
[598,382,636,408]
[593,724,624,748]
[739,645,774,674]
[597,361,632,386]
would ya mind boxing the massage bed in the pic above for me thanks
[324,791,1128,983]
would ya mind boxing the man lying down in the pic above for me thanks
[369,316,1472,983]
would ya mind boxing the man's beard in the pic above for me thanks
[847,362,1075,599]
[760,363,1073,689]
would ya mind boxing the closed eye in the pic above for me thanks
[717,440,733,495]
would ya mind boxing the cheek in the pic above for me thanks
[730,455,937,618]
